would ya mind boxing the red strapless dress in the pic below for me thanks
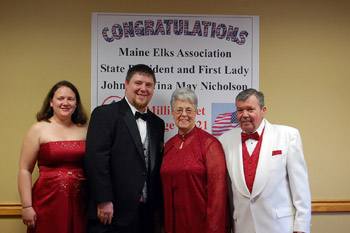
[29,141,87,233]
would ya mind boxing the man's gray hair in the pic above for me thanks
[236,88,265,108]
[170,88,198,110]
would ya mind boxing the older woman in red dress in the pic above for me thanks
[161,88,230,233]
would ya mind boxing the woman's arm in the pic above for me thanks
[18,123,41,228]
[205,138,229,233]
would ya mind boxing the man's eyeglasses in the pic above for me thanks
[173,108,196,115]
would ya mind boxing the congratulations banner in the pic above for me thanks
[91,13,259,141]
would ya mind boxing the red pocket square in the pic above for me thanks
[272,150,282,156]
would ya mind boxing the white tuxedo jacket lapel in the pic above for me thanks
[251,120,273,198]
[223,120,274,199]
[228,130,251,198]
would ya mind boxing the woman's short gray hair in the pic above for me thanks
[170,88,198,110]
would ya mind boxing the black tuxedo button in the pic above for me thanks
[142,172,146,176]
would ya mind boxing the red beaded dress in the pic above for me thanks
[161,127,229,233]
[29,140,87,233]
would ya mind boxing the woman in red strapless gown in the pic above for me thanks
[29,141,87,233]
[18,81,89,233]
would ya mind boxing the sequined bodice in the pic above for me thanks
[38,140,85,167]
[31,140,87,233]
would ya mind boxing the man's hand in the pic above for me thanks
[97,202,114,225]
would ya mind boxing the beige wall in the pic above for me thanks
[1,0,349,232]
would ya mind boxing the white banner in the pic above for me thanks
[92,13,259,141]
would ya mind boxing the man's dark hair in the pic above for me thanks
[125,64,156,83]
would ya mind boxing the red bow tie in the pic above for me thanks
[241,132,259,142]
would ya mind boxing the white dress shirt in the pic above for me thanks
[125,97,147,145]
[125,97,149,202]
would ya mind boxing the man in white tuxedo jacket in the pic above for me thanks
[219,88,311,233]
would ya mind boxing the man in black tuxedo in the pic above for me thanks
[85,64,165,233]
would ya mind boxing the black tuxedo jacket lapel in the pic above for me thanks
[147,113,157,172]
[121,99,146,166]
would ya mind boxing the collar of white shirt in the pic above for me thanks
[242,118,266,137]
[125,97,148,117]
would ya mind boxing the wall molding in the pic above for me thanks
[0,204,22,217]
[311,199,350,213]
[1,200,350,217]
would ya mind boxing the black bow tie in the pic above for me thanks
[241,132,259,143]
[135,111,148,121]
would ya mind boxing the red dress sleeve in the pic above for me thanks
[202,133,230,233]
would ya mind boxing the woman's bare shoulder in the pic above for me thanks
[29,121,51,132]
[76,123,88,139]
